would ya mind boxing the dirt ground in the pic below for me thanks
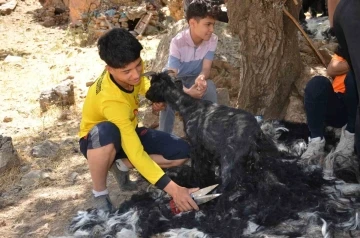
[0,1,161,237]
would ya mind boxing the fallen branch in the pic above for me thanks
[283,7,327,67]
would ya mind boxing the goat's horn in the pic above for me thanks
[142,71,157,77]
[163,69,175,75]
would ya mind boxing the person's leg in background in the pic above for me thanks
[343,71,358,134]
[202,79,218,103]
[137,127,190,168]
[302,76,334,158]
[159,106,176,133]
[333,0,360,158]
[159,76,196,134]
[331,71,358,155]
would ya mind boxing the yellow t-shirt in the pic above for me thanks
[79,69,168,186]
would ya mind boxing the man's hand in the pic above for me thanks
[164,181,199,212]
[152,102,166,112]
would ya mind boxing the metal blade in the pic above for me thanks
[191,184,219,197]
[194,194,221,205]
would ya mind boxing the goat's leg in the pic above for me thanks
[219,144,251,191]
[191,145,217,187]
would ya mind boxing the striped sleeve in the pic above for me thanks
[204,34,218,60]
[167,38,181,69]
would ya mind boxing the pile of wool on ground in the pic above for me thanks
[67,120,360,238]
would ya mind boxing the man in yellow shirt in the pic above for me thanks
[79,28,199,212]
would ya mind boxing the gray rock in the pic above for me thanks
[20,164,30,173]
[69,172,79,185]
[216,88,230,106]
[31,140,60,158]
[0,135,19,173]
[39,79,74,112]
[20,170,42,187]
[140,107,159,128]
[54,79,75,106]
[39,89,57,112]
[0,0,17,15]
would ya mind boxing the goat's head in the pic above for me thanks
[144,71,183,103]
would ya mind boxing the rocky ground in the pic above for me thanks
[0,1,161,237]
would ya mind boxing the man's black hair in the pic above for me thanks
[185,0,221,22]
[97,28,143,68]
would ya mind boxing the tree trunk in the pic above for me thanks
[227,0,302,118]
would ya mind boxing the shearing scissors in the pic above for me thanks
[169,184,222,214]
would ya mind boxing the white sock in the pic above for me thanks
[310,136,322,142]
[92,189,109,197]
[115,159,129,172]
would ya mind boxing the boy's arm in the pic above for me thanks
[197,59,212,80]
[327,55,349,78]
[194,34,218,90]
[167,38,181,77]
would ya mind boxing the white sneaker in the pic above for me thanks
[334,126,355,156]
[301,137,325,159]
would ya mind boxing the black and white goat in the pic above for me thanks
[67,72,360,238]
[145,71,278,191]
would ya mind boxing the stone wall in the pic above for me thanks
[39,0,140,24]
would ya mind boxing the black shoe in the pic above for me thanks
[109,163,137,191]
[93,194,114,212]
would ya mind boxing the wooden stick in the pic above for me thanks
[283,7,327,67]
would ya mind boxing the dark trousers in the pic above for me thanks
[304,73,357,138]
[333,0,360,158]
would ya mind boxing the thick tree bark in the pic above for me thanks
[228,0,302,118]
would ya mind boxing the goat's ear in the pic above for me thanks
[142,71,157,78]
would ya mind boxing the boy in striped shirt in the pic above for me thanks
[160,0,220,133]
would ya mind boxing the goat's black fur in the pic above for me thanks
[145,71,279,191]
[68,72,360,238]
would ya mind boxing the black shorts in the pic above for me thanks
[79,121,190,160]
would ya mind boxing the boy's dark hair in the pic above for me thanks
[185,0,220,22]
[97,28,143,68]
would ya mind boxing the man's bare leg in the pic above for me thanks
[87,143,116,191]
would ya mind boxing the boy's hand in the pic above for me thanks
[194,75,207,91]
[152,102,166,112]
[184,83,206,99]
